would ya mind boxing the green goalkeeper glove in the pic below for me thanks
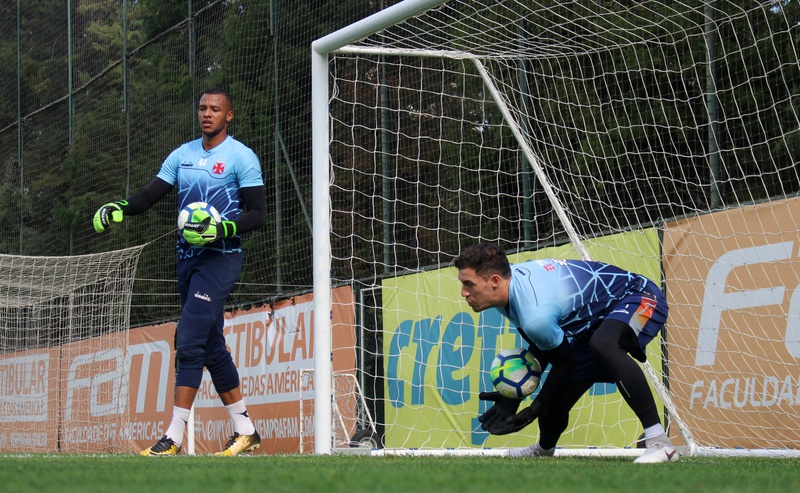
[182,218,237,246]
[93,200,128,233]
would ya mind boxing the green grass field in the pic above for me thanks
[0,455,798,493]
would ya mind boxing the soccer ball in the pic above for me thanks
[177,202,221,242]
[490,347,542,399]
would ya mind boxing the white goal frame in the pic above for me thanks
[312,0,800,458]
[312,0,446,458]
[311,0,660,458]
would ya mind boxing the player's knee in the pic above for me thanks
[206,358,239,394]
[175,367,204,389]
[176,344,205,367]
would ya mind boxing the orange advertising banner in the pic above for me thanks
[663,198,800,449]
[58,337,136,453]
[128,286,356,455]
[0,348,60,452]
[0,286,355,454]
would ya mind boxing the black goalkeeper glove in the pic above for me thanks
[93,200,128,233]
[478,391,522,434]
[486,400,544,436]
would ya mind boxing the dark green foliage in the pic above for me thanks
[2,0,800,324]
[1,0,383,326]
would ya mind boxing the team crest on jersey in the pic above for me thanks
[536,258,567,271]
[213,161,225,174]
[536,259,556,271]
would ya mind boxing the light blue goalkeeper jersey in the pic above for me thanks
[497,259,653,351]
[157,135,263,257]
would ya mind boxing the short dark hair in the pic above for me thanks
[201,88,233,108]
[453,243,511,279]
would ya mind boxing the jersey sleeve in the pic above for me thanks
[507,263,566,351]
[236,148,264,188]
[156,147,182,186]
[517,304,564,351]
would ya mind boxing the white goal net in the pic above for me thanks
[298,369,378,453]
[312,0,800,456]
[0,246,145,453]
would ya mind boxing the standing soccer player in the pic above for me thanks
[93,88,265,456]
[454,243,679,463]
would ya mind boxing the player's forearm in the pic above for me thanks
[122,178,173,215]
[231,186,265,235]
[231,208,264,235]
[533,338,574,410]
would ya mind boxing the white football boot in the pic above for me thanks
[508,442,556,458]
[634,433,679,463]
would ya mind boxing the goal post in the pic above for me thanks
[311,0,447,457]
[312,0,800,457]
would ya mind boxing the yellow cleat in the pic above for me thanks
[140,436,180,456]
[214,431,261,456]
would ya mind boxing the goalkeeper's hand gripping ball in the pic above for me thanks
[178,202,236,246]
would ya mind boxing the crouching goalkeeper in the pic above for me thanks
[454,243,678,463]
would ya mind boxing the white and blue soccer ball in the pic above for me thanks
[177,201,221,241]
[490,347,542,399]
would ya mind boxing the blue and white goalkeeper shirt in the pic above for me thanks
[157,135,263,258]
[497,259,653,351]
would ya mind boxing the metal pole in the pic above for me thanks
[311,46,333,455]
[518,18,534,246]
[182,0,199,456]
[381,59,393,276]
[705,2,721,209]
[68,0,74,145]
[379,1,393,275]
[272,0,284,289]
[185,0,198,456]
[124,0,131,197]
[67,0,75,253]
[189,0,197,136]
[17,0,23,253]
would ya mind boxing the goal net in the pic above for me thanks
[312,0,800,456]
[0,246,145,453]
[298,369,378,453]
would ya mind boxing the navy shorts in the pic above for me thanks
[174,250,243,391]
[570,280,667,382]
